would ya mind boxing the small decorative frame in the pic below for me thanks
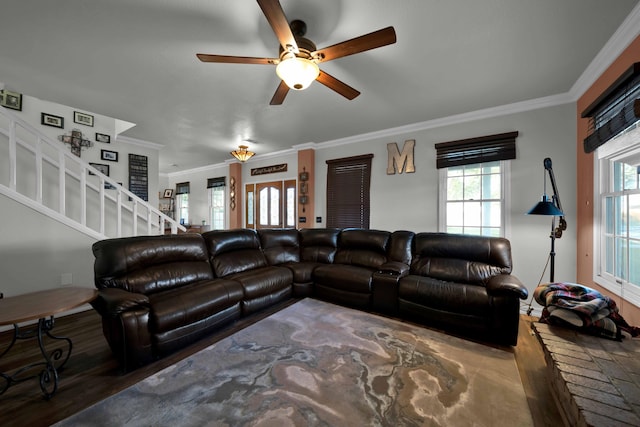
[74,111,94,127]
[299,171,309,181]
[41,112,64,128]
[104,182,121,190]
[89,162,110,176]
[101,149,118,162]
[1,90,23,111]
[229,176,236,211]
[96,133,110,143]
[163,189,174,198]
[300,181,308,193]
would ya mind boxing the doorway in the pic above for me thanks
[245,179,296,229]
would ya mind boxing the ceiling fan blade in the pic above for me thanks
[196,54,276,65]
[313,27,396,62]
[257,0,299,53]
[316,70,360,100]
[270,80,290,105]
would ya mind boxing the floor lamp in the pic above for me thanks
[527,158,566,283]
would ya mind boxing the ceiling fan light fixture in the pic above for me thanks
[276,57,319,90]
[230,145,255,162]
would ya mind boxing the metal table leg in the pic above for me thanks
[0,316,73,399]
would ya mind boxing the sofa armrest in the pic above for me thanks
[378,261,410,277]
[91,288,150,317]
[486,275,529,300]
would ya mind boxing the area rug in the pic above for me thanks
[55,298,533,426]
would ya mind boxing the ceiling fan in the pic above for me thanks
[197,0,397,105]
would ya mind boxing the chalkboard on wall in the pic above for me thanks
[129,154,148,201]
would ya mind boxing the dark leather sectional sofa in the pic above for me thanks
[91,228,528,371]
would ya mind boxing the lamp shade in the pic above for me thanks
[276,57,320,90]
[527,194,564,216]
[230,145,255,162]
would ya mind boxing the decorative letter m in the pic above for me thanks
[387,140,415,174]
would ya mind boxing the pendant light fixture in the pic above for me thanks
[230,145,255,162]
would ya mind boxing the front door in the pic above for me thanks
[245,180,296,229]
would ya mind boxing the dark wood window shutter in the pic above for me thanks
[434,131,518,169]
[582,62,640,153]
[175,182,190,194]
[326,154,373,229]
[207,177,226,188]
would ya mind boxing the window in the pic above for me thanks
[595,123,640,305]
[175,182,190,225]
[435,132,517,237]
[585,62,640,306]
[440,161,506,237]
[326,154,373,229]
[207,177,226,230]
[259,183,281,227]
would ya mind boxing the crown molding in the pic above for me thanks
[116,135,164,150]
[292,142,317,151]
[166,162,229,179]
[317,92,573,150]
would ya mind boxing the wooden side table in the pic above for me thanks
[0,287,97,399]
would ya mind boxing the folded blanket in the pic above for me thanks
[533,282,640,340]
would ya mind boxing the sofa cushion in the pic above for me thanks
[334,229,390,269]
[410,233,512,284]
[285,261,319,283]
[212,250,269,277]
[258,228,300,265]
[299,228,340,263]
[411,257,506,286]
[398,275,490,317]
[92,234,214,295]
[203,229,268,277]
[388,230,414,264]
[227,266,293,300]
[148,279,244,334]
[313,264,375,293]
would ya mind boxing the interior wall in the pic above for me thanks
[577,34,640,324]
[314,103,577,312]
[0,194,96,298]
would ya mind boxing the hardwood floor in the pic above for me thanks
[0,303,561,427]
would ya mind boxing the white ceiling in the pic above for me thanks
[1,0,639,173]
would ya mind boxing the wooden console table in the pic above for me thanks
[0,287,97,399]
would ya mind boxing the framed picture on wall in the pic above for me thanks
[101,149,118,162]
[1,90,23,111]
[163,189,174,198]
[96,133,110,143]
[89,162,110,176]
[41,112,64,128]
[74,111,94,127]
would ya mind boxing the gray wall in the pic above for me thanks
[1,102,576,316]
[314,103,577,312]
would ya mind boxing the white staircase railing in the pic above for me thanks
[0,107,184,239]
